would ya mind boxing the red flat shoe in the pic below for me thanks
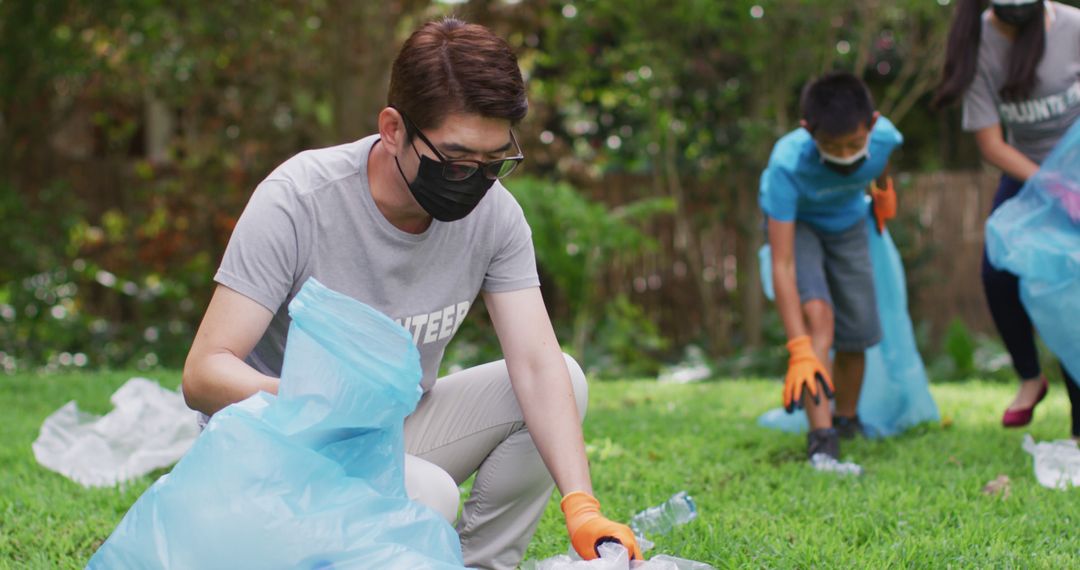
[1001,379,1049,428]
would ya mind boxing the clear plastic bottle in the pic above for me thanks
[629,490,698,538]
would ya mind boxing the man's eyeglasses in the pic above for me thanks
[399,111,524,182]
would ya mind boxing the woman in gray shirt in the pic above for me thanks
[934,0,1080,438]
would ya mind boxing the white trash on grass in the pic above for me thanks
[1023,434,1080,490]
[520,543,716,570]
[522,492,711,570]
[631,491,698,547]
[809,453,863,476]
[32,377,200,487]
[657,346,712,384]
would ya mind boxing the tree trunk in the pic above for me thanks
[328,1,429,142]
[735,172,764,348]
[660,103,726,355]
[144,89,174,164]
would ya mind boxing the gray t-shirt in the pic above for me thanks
[962,2,1080,163]
[215,134,539,392]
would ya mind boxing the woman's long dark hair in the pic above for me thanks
[1000,1,1047,101]
[932,0,1047,109]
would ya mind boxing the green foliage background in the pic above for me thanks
[4,0,1073,376]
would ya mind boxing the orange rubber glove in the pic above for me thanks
[783,335,835,413]
[561,491,642,561]
[871,176,896,234]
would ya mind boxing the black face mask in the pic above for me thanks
[993,2,1042,27]
[821,156,867,176]
[395,153,496,222]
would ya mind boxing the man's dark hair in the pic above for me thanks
[800,72,876,137]
[388,18,528,134]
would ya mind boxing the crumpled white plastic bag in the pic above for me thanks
[1022,434,1080,490]
[32,377,200,487]
[520,543,715,570]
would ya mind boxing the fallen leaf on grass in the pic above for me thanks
[585,438,626,461]
[981,475,1011,499]
[941,415,954,429]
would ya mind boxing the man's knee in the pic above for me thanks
[405,454,460,524]
[563,352,588,422]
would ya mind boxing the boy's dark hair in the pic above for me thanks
[800,72,875,138]
[388,18,528,135]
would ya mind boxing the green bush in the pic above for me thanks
[509,176,674,377]
[944,317,977,377]
[926,317,1014,382]
[0,182,211,373]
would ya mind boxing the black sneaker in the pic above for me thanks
[807,427,840,461]
[833,415,865,440]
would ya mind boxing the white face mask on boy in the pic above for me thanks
[816,140,870,176]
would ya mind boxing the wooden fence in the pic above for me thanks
[43,148,1005,357]
[575,168,1005,354]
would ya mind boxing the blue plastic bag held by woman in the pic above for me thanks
[88,278,466,569]
[757,208,940,436]
[986,120,1080,384]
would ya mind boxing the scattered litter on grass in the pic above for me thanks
[809,453,863,476]
[520,542,716,570]
[658,345,711,384]
[1023,434,1080,490]
[630,491,697,548]
[523,492,709,569]
[981,475,1011,499]
[32,377,199,488]
[657,363,711,385]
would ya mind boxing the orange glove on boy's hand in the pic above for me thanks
[871,176,897,234]
[783,335,834,413]
[561,491,642,561]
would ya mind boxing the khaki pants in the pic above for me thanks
[404,353,588,570]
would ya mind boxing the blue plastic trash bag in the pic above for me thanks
[986,120,1080,383]
[757,209,940,437]
[89,278,466,569]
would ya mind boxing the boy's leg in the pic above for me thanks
[793,223,841,458]
[801,299,835,431]
[833,351,865,417]
[832,351,866,438]
[822,220,881,432]
[403,353,588,570]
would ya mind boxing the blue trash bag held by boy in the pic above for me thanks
[986,120,1080,384]
[757,209,940,437]
[88,278,466,569]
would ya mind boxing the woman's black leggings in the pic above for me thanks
[982,174,1079,436]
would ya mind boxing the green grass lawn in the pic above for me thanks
[3,370,1079,569]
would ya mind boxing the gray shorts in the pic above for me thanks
[794,220,881,352]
